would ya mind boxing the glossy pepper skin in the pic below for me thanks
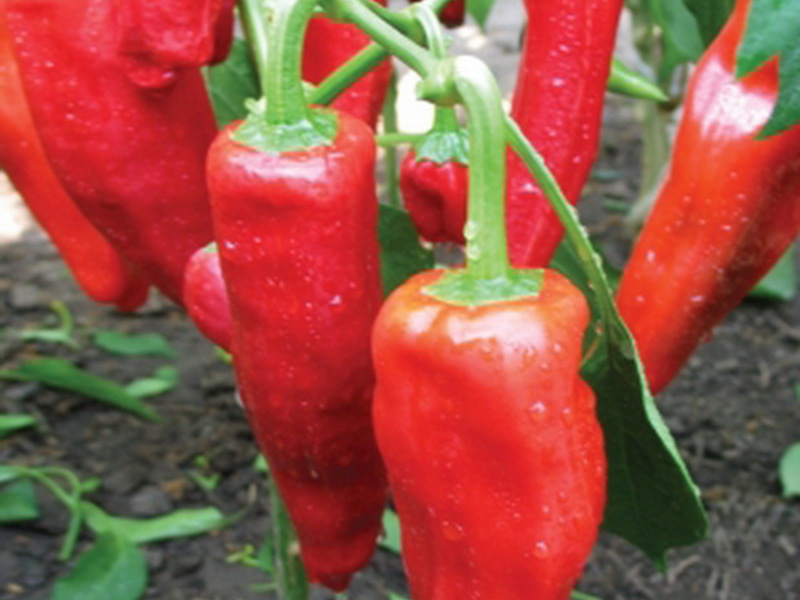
[302,1,392,128]
[6,0,218,304]
[0,6,149,311]
[617,0,800,395]
[183,243,232,351]
[207,111,386,591]
[507,0,623,267]
[373,269,606,600]
[408,0,465,28]
[400,150,467,244]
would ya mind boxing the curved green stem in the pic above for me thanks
[239,0,271,98]
[450,57,508,279]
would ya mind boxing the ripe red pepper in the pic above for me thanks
[408,0,466,28]
[6,0,218,304]
[302,0,392,128]
[507,0,623,267]
[208,110,386,590]
[0,7,149,311]
[373,269,606,600]
[183,243,232,351]
[399,108,468,244]
[616,0,800,394]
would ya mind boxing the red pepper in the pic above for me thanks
[372,269,606,600]
[507,0,623,267]
[208,110,386,590]
[302,1,392,128]
[616,0,800,394]
[0,6,149,311]
[400,151,467,243]
[183,243,232,351]
[399,107,469,244]
[408,0,466,28]
[6,0,218,304]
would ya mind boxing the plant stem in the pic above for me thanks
[239,0,271,98]
[382,70,401,208]
[376,132,423,146]
[451,57,509,279]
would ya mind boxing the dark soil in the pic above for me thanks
[2,20,799,600]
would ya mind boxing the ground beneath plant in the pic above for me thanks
[1,6,799,600]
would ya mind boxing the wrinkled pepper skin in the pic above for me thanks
[183,243,231,351]
[409,0,465,28]
[207,111,386,591]
[617,0,800,395]
[399,150,467,244]
[373,269,606,600]
[302,1,392,128]
[0,6,149,311]
[507,0,623,267]
[6,0,217,304]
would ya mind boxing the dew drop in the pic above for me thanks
[533,541,550,559]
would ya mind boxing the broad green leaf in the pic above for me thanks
[738,0,800,136]
[0,466,22,484]
[466,0,496,28]
[124,367,179,399]
[749,246,797,301]
[644,0,705,66]
[779,443,800,498]
[206,39,260,128]
[81,502,227,545]
[50,531,147,600]
[379,509,402,554]
[0,414,38,439]
[379,205,435,295]
[682,0,734,47]
[509,120,707,566]
[0,479,40,523]
[93,331,175,358]
[20,302,79,349]
[0,358,160,422]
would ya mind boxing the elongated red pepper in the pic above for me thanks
[302,0,392,128]
[6,0,218,303]
[183,243,232,351]
[373,269,606,600]
[507,0,623,267]
[208,0,386,588]
[617,0,800,394]
[0,7,149,311]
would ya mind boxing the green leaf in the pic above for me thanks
[737,0,800,136]
[20,301,79,349]
[779,443,800,498]
[607,59,668,102]
[749,246,797,301]
[51,531,147,600]
[0,358,160,422]
[124,367,179,399]
[0,414,38,439]
[379,205,435,295]
[552,242,708,566]
[0,479,40,523]
[379,508,402,554]
[466,0,496,28]
[644,0,705,65]
[389,594,409,600]
[93,331,176,358]
[682,0,734,47]
[206,39,260,128]
[81,502,228,545]
[0,466,22,484]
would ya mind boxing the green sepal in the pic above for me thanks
[414,128,470,164]
[424,268,544,306]
[233,102,338,154]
